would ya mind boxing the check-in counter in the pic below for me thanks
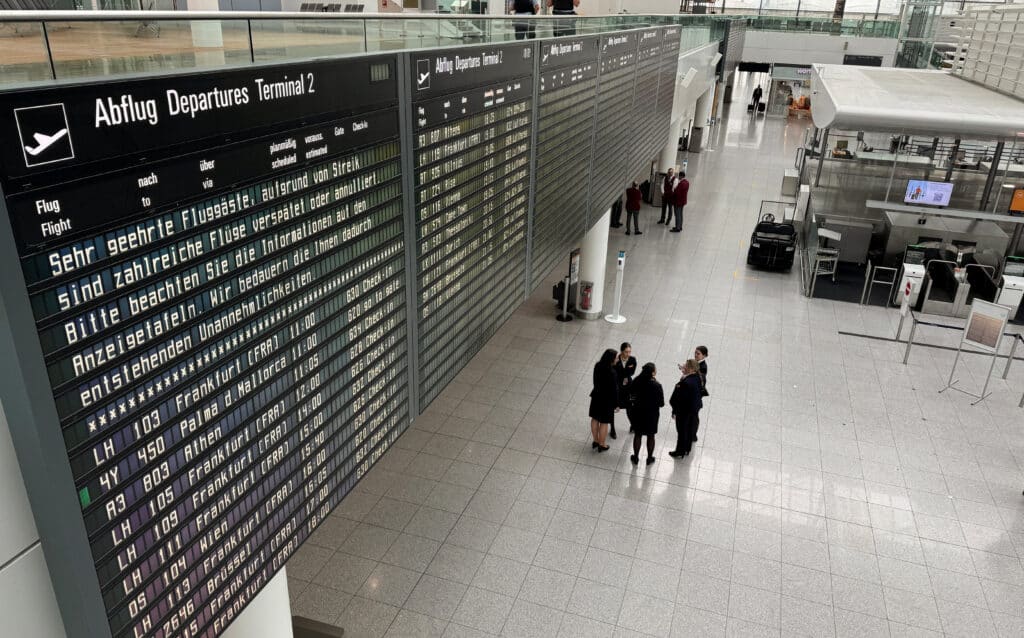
[883,211,1009,263]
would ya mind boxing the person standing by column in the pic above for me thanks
[669,170,689,234]
[548,0,580,37]
[658,167,676,225]
[510,0,539,40]
[668,359,703,458]
[589,348,618,452]
[625,182,643,235]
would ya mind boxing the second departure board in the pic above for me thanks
[0,57,409,638]
[410,44,535,405]
[590,32,639,226]
[655,27,682,163]
[530,37,600,291]
[629,29,666,179]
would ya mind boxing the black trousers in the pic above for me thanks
[552,11,576,37]
[659,198,671,222]
[626,209,639,232]
[674,413,698,454]
[513,15,535,40]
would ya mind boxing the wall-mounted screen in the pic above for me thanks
[904,180,953,207]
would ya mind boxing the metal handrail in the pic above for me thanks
[861,262,897,306]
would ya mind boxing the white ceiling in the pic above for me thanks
[810,64,1024,141]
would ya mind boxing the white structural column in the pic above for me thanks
[689,82,715,152]
[577,208,611,320]
[659,116,683,172]
[0,401,66,638]
[222,570,294,638]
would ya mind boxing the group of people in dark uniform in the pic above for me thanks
[588,343,709,463]
[510,0,580,40]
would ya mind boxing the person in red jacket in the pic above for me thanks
[669,171,689,233]
[625,181,643,235]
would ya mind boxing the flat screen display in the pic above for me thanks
[904,180,953,207]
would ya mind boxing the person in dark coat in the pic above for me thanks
[751,85,763,108]
[626,362,664,465]
[625,182,643,235]
[589,348,618,452]
[669,171,689,233]
[668,359,703,458]
[612,342,637,438]
[658,167,676,225]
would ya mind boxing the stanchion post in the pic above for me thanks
[1004,335,1020,380]
[556,276,573,322]
[605,251,627,324]
[903,317,917,365]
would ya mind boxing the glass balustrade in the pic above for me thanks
[0,11,900,87]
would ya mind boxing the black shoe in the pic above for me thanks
[670,229,681,233]
[625,231,631,235]
[630,454,639,465]
[692,436,698,442]
[635,231,642,235]
[598,445,610,452]
[668,451,682,458]
[592,441,598,449]
[646,457,656,465]
[609,429,617,440]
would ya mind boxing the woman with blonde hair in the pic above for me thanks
[668,359,703,458]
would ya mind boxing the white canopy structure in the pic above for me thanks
[810,64,1024,141]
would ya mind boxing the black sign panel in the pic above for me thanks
[629,29,666,178]
[590,32,639,225]
[0,56,409,638]
[654,28,682,167]
[0,57,396,183]
[531,37,600,291]
[410,43,534,405]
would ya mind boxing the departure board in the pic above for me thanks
[530,37,600,291]
[655,27,682,163]
[629,29,666,179]
[410,44,535,405]
[590,32,639,227]
[0,57,409,638]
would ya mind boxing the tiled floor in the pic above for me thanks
[287,74,1024,637]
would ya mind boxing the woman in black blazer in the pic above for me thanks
[668,359,703,458]
[612,342,637,438]
[625,362,664,465]
[589,348,619,452]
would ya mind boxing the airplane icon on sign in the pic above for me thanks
[24,128,68,156]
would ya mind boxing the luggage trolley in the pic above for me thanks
[746,201,797,270]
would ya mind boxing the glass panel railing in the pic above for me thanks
[742,15,901,37]
[251,18,366,61]
[0,22,52,85]
[43,19,252,80]
[0,11,903,86]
